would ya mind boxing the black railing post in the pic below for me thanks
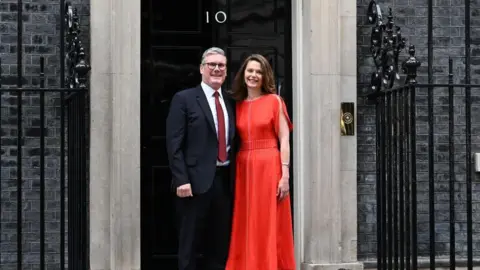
[447,58,455,270]
[402,44,420,270]
[426,1,435,267]
[392,89,399,270]
[60,1,67,269]
[16,0,24,268]
[386,91,393,270]
[404,85,411,270]
[381,93,387,270]
[398,86,405,270]
[409,83,418,270]
[375,93,384,270]
[465,2,473,270]
[40,56,46,270]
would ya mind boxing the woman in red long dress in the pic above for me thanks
[226,54,296,270]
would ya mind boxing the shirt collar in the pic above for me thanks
[201,81,223,99]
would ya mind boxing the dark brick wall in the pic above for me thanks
[357,0,480,262]
[0,0,89,269]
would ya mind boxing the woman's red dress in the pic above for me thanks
[226,94,296,270]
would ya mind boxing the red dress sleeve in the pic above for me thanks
[274,94,293,135]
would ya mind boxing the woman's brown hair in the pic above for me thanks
[230,54,277,101]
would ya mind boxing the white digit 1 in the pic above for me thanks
[206,11,210,23]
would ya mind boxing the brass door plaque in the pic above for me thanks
[341,102,355,136]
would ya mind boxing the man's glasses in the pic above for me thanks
[204,62,226,71]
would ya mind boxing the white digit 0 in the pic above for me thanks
[215,11,227,24]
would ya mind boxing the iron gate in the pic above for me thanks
[365,0,478,269]
[0,1,90,270]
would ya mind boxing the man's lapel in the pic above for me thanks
[196,85,216,134]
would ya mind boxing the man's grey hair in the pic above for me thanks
[201,47,226,64]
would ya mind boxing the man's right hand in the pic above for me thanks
[176,184,193,198]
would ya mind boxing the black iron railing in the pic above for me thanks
[364,1,477,270]
[0,1,90,270]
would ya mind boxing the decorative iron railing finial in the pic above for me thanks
[402,45,421,85]
[367,0,418,93]
[65,2,90,89]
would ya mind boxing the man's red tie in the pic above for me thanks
[214,91,227,162]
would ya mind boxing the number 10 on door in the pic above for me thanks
[206,11,227,24]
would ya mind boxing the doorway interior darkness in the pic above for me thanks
[140,0,292,268]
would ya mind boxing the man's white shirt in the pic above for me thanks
[201,82,230,166]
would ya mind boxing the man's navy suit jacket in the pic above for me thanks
[166,85,236,194]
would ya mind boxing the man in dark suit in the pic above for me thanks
[166,47,235,270]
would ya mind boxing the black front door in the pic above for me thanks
[140,0,292,268]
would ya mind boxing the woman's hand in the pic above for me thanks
[277,176,290,200]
